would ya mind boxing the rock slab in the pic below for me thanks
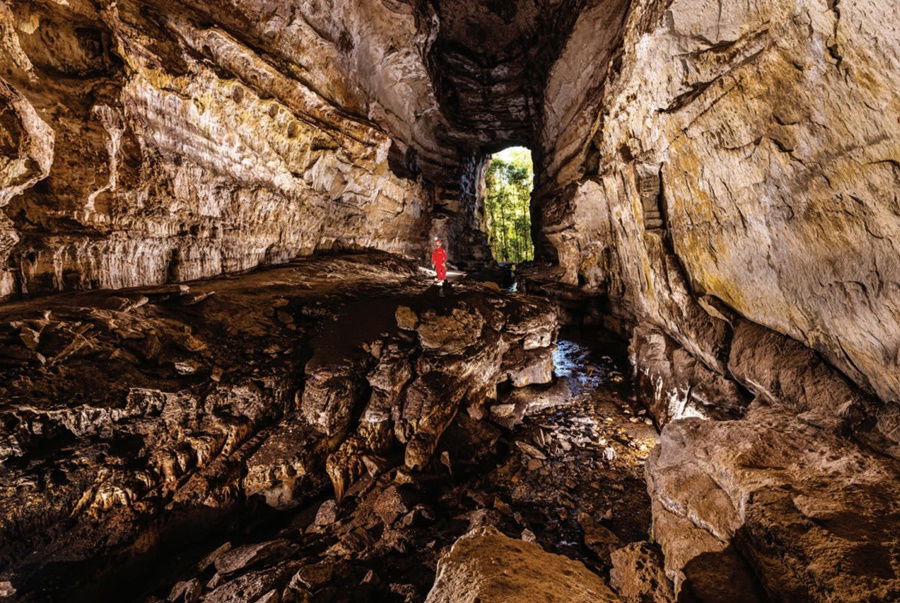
[426,527,621,603]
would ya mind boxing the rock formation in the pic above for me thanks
[530,1,900,599]
[425,526,621,602]
[1,0,898,601]
[0,253,562,599]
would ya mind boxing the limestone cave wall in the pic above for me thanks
[1,0,899,600]
[0,0,452,300]
[531,1,900,596]
[0,0,641,298]
[537,0,900,407]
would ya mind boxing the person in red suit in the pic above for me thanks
[431,237,447,284]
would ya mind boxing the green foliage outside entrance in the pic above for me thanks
[484,146,535,264]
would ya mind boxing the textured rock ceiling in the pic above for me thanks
[0,0,630,300]
[426,0,588,151]
[1,0,896,405]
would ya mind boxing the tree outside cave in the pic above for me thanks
[483,146,535,264]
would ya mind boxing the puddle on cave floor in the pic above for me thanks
[147,327,658,602]
[482,327,659,563]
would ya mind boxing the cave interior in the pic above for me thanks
[0,0,898,601]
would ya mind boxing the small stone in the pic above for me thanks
[19,327,41,349]
[373,485,409,526]
[493,497,512,515]
[388,583,417,602]
[291,562,333,589]
[490,403,517,418]
[395,305,418,330]
[368,339,383,358]
[314,499,338,526]
[255,590,280,603]
[198,542,232,571]
[394,469,415,485]
[362,454,385,477]
[174,360,199,375]
[181,291,215,305]
[603,447,617,461]
[173,331,206,353]
[167,578,201,603]
[515,441,547,459]
[214,539,294,575]
[125,295,149,311]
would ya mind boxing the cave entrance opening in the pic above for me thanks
[483,146,535,264]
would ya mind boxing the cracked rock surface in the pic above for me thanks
[143,321,660,603]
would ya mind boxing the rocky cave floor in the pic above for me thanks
[0,251,665,602]
[148,330,658,603]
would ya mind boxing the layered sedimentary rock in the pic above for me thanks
[2,0,899,600]
[0,0,637,297]
[648,405,899,602]
[538,0,900,405]
[0,0,445,299]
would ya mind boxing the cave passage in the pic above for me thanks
[483,147,535,264]
[1,0,898,600]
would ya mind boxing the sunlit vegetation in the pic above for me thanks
[483,146,535,264]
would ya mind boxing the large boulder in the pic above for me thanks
[426,527,621,603]
[647,406,900,602]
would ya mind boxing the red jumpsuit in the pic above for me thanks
[431,247,447,281]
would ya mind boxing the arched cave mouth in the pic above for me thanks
[482,146,536,265]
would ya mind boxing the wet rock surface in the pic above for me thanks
[1,0,898,600]
[4,252,891,601]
